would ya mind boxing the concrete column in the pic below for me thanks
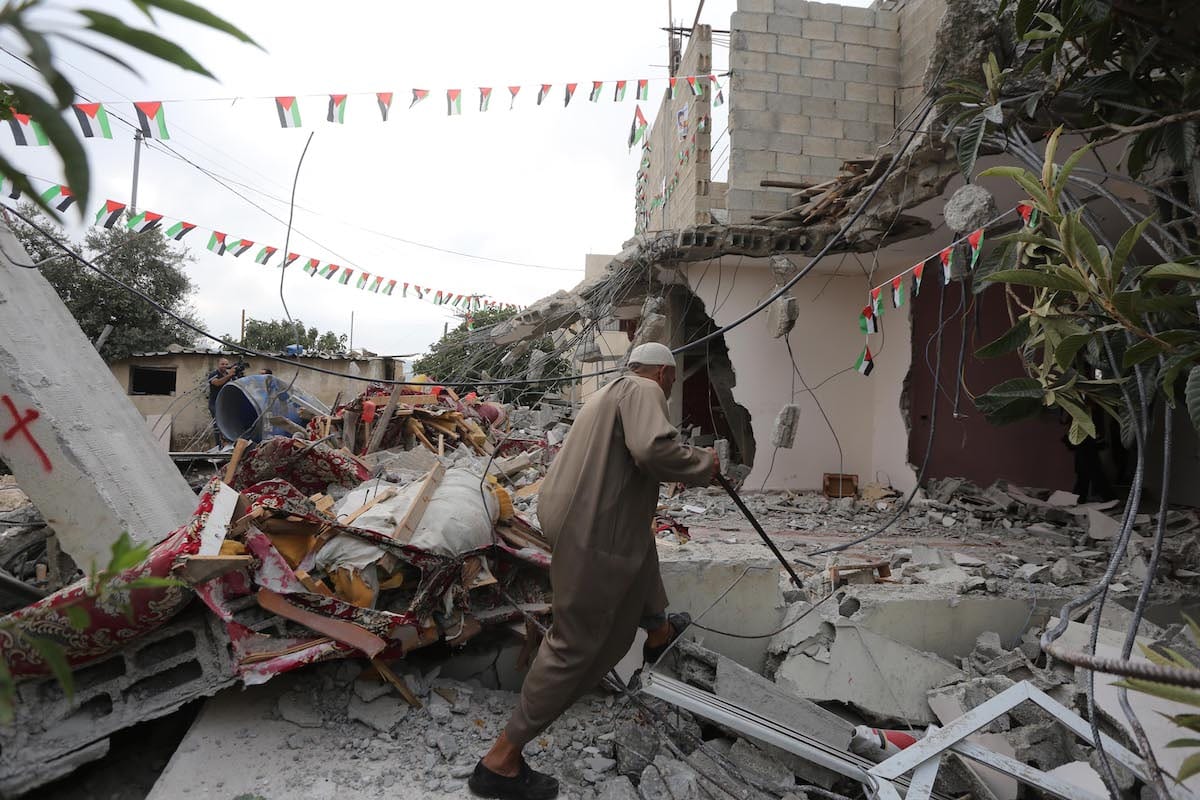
[0,219,196,572]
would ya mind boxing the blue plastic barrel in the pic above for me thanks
[215,374,330,442]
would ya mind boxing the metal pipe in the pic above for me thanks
[715,472,805,590]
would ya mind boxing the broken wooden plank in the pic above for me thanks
[257,587,387,658]
[490,451,533,477]
[342,410,359,452]
[342,487,399,526]
[394,462,446,543]
[371,658,423,708]
[223,438,250,485]
[365,388,402,454]
[180,554,254,585]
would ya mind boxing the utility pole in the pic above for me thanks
[130,131,144,215]
[349,310,354,352]
[667,0,676,76]
[240,309,246,344]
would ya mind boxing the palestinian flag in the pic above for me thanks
[434,290,444,305]
[369,275,383,292]
[283,252,300,267]
[338,268,353,285]
[589,81,603,102]
[508,86,520,109]
[126,210,163,232]
[1017,202,1038,228]
[968,228,985,268]
[614,80,627,101]
[447,89,462,116]
[891,275,905,308]
[319,263,339,279]
[410,89,429,108]
[870,286,884,317]
[255,245,277,265]
[414,285,424,299]
[537,84,551,105]
[275,96,301,128]
[939,246,954,284]
[303,258,320,276]
[8,113,47,146]
[687,76,704,96]
[134,102,170,139]
[668,77,678,99]
[356,271,370,289]
[479,87,492,112]
[710,75,725,107]
[383,279,396,295]
[207,232,229,255]
[564,83,577,106]
[40,185,75,212]
[859,304,880,335]
[855,346,875,377]
[94,200,125,228]
[165,221,196,240]
[377,93,393,121]
[628,105,648,150]
[328,94,347,124]
[912,263,924,297]
[231,239,254,257]
[636,79,649,101]
[402,282,410,297]
[73,103,113,139]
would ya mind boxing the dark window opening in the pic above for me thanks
[130,366,177,396]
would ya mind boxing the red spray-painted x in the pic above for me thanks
[1,395,52,472]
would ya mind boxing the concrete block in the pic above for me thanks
[867,65,900,85]
[799,96,835,117]
[740,149,779,173]
[809,155,844,176]
[841,6,876,26]
[775,113,810,135]
[770,91,808,114]
[751,191,789,212]
[877,9,900,30]
[732,49,768,72]
[844,43,878,65]
[868,102,894,123]
[802,135,836,157]
[869,27,899,47]
[768,129,807,154]
[739,31,778,53]
[770,402,801,443]
[774,0,811,16]
[877,85,897,106]
[877,47,899,69]
[834,61,869,82]
[843,120,879,142]
[836,138,871,159]
[835,98,871,122]
[799,58,835,79]
[811,79,846,99]
[766,14,805,36]
[735,70,779,93]
[811,40,844,60]
[775,153,812,175]
[802,19,836,40]
[845,81,878,102]
[733,90,768,111]
[731,11,770,32]
[776,34,812,57]
[835,24,872,44]
[766,53,803,75]
[808,2,843,22]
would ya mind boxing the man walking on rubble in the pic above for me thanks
[470,342,718,800]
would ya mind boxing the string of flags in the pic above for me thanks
[7,75,728,149]
[851,204,1029,378]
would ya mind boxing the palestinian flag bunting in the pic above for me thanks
[1017,202,1038,227]
[636,79,649,100]
[478,87,492,112]
[537,84,551,105]
[564,83,577,106]
[968,228,985,268]
[328,94,347,124]
[356,272,370,289]
[275,97,301,128]
[207,231,228,255]
[283,252,300,267]
[855,346,875,376]
[8,114,47,146]
[859,305,880,335]
[40,185,75,212]
[447,89,462,116]
[628,105,648,150]
[508,86,520,109]
[369,275,383,292]
[589,82,603,102]
[338,269,353,285]
[383,279,396,295]
[72,103,113,139]
[95,200,126,228]
[255,246,277,265]
[126,210,163,233]
[870,286,884,317]
[410,89,429,108]
[939,247,954,284]
[165,221,195,240]
[614,81,627,101]
[376,93,392,121]
[231,239,254,257]
[303,258,319,276]
[710,75,725,107]
[912,263,924,297]
[686,76,703,96]
[134,102,170,139]
[318,263,339,279]
[891,275,905,308]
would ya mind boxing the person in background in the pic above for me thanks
[207,357,243,448]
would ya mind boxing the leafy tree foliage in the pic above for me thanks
[236,317,347,353]
[9,205,202,359]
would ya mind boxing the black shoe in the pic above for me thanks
[643,611,692,664]
[468,759,559,800]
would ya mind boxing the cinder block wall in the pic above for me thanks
[726,0,900,223]
[892,0,947,125]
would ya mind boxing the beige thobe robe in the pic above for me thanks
[505,375,713,745]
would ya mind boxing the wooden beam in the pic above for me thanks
[180,554,254,585]
[342,410,359,452]
[223,438,250,484]
[394,462,445,543]
[365,388,401,454]
[342,487,398,525]
[257,588,387,658]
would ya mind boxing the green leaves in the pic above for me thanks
[975,377,1046,424]
[1187,367,1200,434]
[129,0,260,48]
[976,317,1030,358]
[984,269,1083,291]
[26,635,74,702]
[7,86,90,218]
[1143,263,1200,282]
[957,114,987,182]
[79,11,213,77]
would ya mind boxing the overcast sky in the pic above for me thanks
[2,0,859,356]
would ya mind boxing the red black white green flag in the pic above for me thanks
[564,83,577,106]
[508,86,520,109]
[319,263,339,279]
[165,221,195,240]
[73,103,113,139]
[328,95,347,124]
[1017,202,1038,228]
[668,77,678,99]
[859,304,880,334]
[686,76,704,96]
[8,113,47,146]
[614,81,627,101]
[376,93,393,121]
[636,80,649,101]
[891,275,905,308]
[39,185,74,212]
[207,231,228,255]
[870,286,885,317]
[537,84,551,105]
[127,210,163,233]
[356,271,370,289]
[134,102,170,139]
[338,268,353,285]
[303,258,319,276]
[283,252,300,267]
[479,87,492,112]
[275,97,301,128]
[589,82,603,102]
[95,200,125,228]
[383,279,396,295]
[255,246,277,265]
[410,89,429,108]
[231,239,254,257]
[939,246,954,284]
[628,105,648,150]
[855,346,875,376]
[447,89,462,116]
[710,75,725,107]
[968,228,985,268]
[369,275,383,293]
[912,262,924,296]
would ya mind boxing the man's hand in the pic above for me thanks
[708,447,720,484]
